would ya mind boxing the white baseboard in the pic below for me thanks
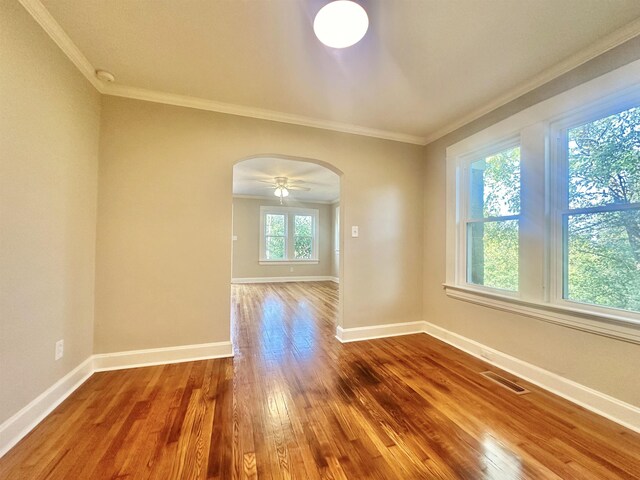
[422,321,640,433]
[0,356,94,458]
[0,341,234,459]
[334,319,639,432]
[335,321,426,343]
[232,276,335,284]
[3,323,637,462]
[93,341,234,372]
[330,276,339,284]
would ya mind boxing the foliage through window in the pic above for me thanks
[260,207,318,262]
[562,106,640,312]
[466,146,521,291]
[265,214,286,260]
[294,215,313,259]
[448,77,640,334]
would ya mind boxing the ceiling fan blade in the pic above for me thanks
[287,186,311,191]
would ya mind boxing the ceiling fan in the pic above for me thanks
[260,176,311,203]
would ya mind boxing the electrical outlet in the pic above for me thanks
[55,339,64,360]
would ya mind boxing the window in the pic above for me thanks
[445,67,640,341]
[260,207,319,263]
[465,145,521,291]
[557,106,640,313]
[294,215,314,259]
[264,213,286,260]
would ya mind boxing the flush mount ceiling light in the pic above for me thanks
[313,1,369,49]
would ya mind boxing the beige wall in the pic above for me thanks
[95,97,424,353]
[232,197,333,279]
[0,2,101,423]
[422,37,640,407]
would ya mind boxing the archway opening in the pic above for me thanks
[230,155,343,359]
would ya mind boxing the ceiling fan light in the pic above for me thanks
[313,1,369,49]
[274,186,289,197]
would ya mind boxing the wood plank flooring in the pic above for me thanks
[1,281,639,479]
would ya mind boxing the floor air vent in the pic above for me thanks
[481,371,530,395]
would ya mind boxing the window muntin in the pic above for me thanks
[446,76,640,336]
[561,105,640,313]
[260,207,319,262]
[465,146,521,292]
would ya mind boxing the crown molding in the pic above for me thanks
[422,17,640,145]
[18,0,425,146]
[101,83,426,144]
[20,0,640,147]
[18,0,105,92]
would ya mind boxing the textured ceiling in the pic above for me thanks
[40,0,640,141]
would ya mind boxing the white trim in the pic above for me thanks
[422,321,640,433]
[0,356,94,458]
[444,284,640,344]
[102,83,426,145]
[445,62,640,338]
[445,62,640,160]
[232,276,335,284]
[18,0,424,145]
[547,98,640,325]
[335,319,640,431]
[423,17,640,144]
[335,321,426,343]
[93,341,233,372]
[330,276,339,284]
[18,0,104,92]
[259,261,319,266]
[21,0,640,147]
[0,342,234,458]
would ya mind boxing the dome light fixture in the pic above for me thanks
[313,1,369,49]
[274,186,289,198]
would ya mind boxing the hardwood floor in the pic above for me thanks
[1,281,639,479]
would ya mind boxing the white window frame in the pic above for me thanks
[549,99,640,321]
[259,206,319,264]
[445,59,640,344]
[457,137,522,298]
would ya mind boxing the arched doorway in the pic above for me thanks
[230,154,343,356]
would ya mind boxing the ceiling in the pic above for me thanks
[233,157,340,203]
[35,0,640,143]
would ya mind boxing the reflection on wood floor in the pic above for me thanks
[1,281,639,479]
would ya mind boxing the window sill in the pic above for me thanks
[442,283,640,345]
[259,260,319,266]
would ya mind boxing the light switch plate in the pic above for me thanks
[55,339,64,360]
[351,226,359,237]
